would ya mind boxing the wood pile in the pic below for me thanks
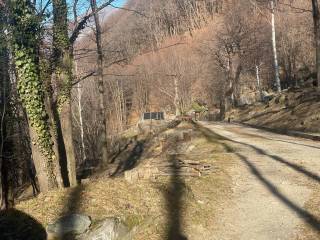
[153,153,212,177]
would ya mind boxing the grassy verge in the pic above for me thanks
[15,122,234,239]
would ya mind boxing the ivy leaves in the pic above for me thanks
[10,1,55,160]
[14,47,54,159]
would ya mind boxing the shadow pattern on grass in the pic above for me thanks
[165,153,188,240]
[111,121,181,177]
[111,139,146,177]
[60,185,86,240]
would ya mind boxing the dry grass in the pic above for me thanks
[15,122,234,239]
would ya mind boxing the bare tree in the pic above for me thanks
[0,5,10,207]
[312,0,320,86]
[90,0,109,164]
[52,0,77,187]
[270,0,281,92]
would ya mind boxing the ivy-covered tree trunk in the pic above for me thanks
[41,61,65,189]
[52,0,77,187]
[9,0,63,192]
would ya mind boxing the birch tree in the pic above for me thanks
[270,0,281,92]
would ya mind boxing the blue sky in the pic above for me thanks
[66,0,127,8]
[112,0,127,7]
[63,0,127,19]
[41,0,127,16]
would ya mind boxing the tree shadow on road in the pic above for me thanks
[195,123,320,184]
[194,123,320,233]
[234,127,320,150]
[241,142,320,183]
[236,152,320,232]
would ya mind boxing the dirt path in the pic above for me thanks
[200,122,320,240]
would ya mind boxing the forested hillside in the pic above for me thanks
[74,0,316,160]
[1,1,320,239]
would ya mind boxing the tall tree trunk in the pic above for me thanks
[0,42,9,209]
[229,80,235,106]
[0,99,5,208]
[312,0,320,87]
[219,93,226,120]
[256,64,260,89]
[52,0,77,187]
[271,0,281,92]
[227,53,241,106]
[256,64,263,101]
[0,4,8,208]
[174,77,180,116]
[42,60,65,188]
[9,1,62,192]
[28,128,55,192]
[90,0,108,164]
[73,63,86,164]
[45,95,65,188]
[60,104,77,186]
[77,82,86,164]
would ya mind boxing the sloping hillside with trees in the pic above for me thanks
[1,0,320,239]
[73,0,318,160]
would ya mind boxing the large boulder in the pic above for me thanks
[47,214,91,239]
[77,218,130,240]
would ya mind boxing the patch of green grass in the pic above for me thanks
[124,214,144,229]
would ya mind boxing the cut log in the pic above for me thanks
[156,172,201,177]
[178,159,200,165]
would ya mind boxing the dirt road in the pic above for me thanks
[200,122,320,240]
[15,121,320,240]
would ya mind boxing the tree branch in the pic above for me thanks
[72,71,96,86]
[69,0,115,44]
[278,1,312,13]
[39,0,51,16]
[158,87,174,99]
[110,4,148,17]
